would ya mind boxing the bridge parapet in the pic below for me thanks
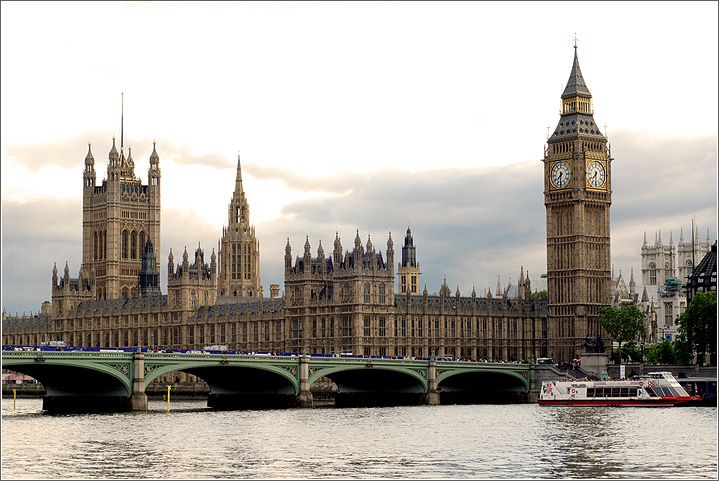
[2,350,532,411]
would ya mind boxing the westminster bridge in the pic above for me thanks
[1,348,533,412]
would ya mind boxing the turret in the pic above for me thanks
[333,232,343,268]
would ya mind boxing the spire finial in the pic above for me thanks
[574,32,578,49]
[120,92,124,149]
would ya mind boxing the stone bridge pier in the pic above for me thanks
[297,355,313,408]
[130,352,148,411]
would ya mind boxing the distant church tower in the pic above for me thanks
[543,41,612,361]
[218,153,261,297]
[398,227,420,295]
[80,97,161,300]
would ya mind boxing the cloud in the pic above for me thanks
[2,131,716,315]
[2,134,234,177]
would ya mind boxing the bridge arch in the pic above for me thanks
[144,359,300,395]
[2,357,133,397]
[309,360,428,392]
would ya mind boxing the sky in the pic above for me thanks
[1,1,717,316]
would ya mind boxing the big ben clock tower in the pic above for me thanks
[543,41,612,362]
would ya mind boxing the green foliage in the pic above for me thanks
[675,291,717,365]
[645,340,675,364]
[531,290,548,301]
[599,305,646,365]
[672,333,694,366]
[609,341,643,363]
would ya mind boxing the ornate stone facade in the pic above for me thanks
[4,45,622,365]
[543,43,612,361]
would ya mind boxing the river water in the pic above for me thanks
[2,398,717,479]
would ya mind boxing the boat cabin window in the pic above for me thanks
[649,387,684,397]
[587,387,638,397]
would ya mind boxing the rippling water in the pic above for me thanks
[2,398,717,479]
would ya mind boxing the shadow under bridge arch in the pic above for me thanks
[438,369,529,404]
[314,365,428,408]
[149,362,299,410]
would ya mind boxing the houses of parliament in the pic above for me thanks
[3,45,616,364]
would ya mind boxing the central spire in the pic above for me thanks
[234,152,244,195]
[548,42,606,144]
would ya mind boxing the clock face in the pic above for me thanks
[551,161,570,189]
[587,161,605,188]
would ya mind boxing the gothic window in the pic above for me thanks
[401,317,406,337]
[253,324,259,342]
[411,275,417,294]
[342,317,352,337]
[204,291,209,306]
[242,324,248,343]
[189,326,194,345]
[379,317,386,337]
[232,244,237,279]
[175,292,180,307]
[265,322,270,342]
[94,231,98,260]
[122,231,128,259]
[294,287,302,305]
[191,290,196,308]
[122,287,129,300]
[435,319,440,338]
[131,231,137,259]
[664,302,673,328]
[364,283,371,304]
[649,263,657,285]
[139,232,145,254]
[400,275,406,293]
[221,324,226,343]
[330,319,335,338]
[321,319,326,338]
[313,320,317,338]
[276,323,281,341]
[379,284,386,304]
[418,318,423,337]
[231,324,236,343]
[364,317,370,337]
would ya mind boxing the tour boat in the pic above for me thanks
[539,371,702,406]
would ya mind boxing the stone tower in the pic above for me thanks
[80,137,161,301]
[543,42,612,361]
[218,154,261,297]
[398,226,420,295]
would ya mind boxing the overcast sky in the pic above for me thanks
[2,1,717,316]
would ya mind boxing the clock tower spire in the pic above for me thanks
[543,42,612,362]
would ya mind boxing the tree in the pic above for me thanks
[599,305,646,365]
[531,290,548,301]
[675,291,717,365]
[646,340,675,365]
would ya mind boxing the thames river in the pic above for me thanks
[2,398,717,479]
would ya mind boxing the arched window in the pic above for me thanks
[131,231,137,259]
[379,284,386,304]
[94,231,98,260]
[364,283,371,304]
[122,231,128,259]
[139,231,145,254]
[191,290,196,308]
[649,263,657,285]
